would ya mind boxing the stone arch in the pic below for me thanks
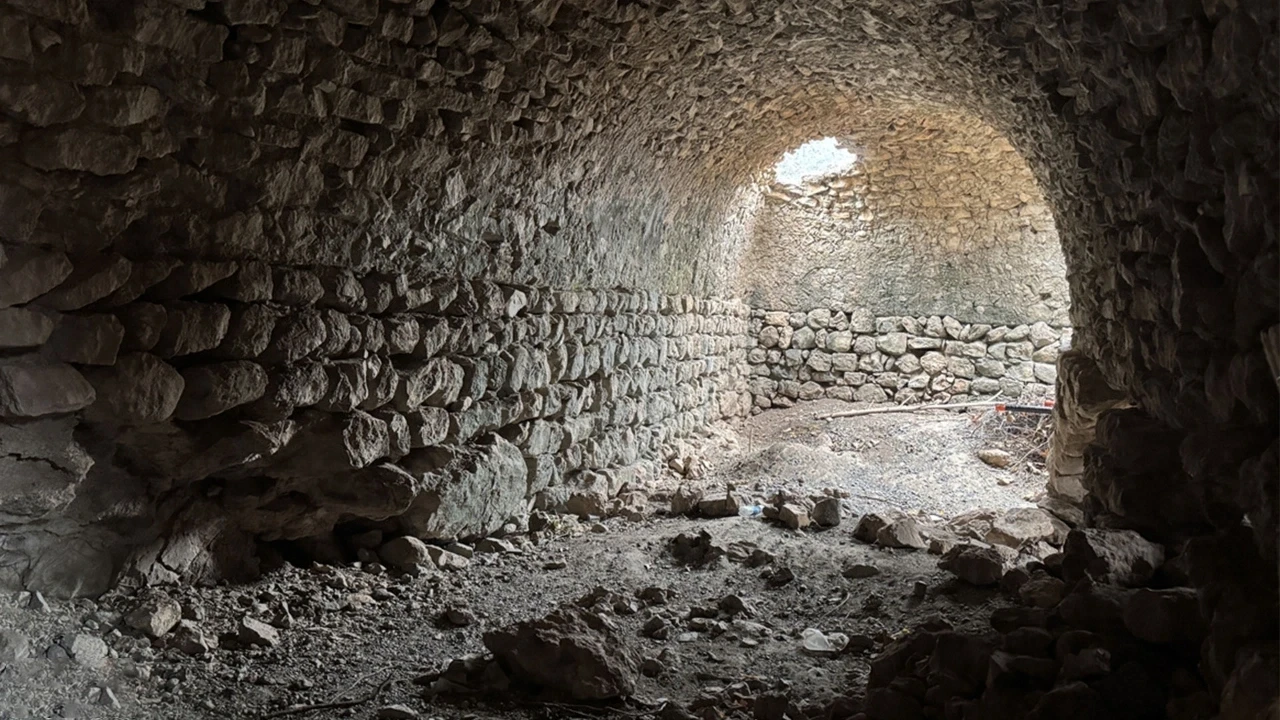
[0,1,1273,710]
[734,105,1070,326]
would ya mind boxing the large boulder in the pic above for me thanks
[1061,528,1164,587]
[938,544,1005,586]
[398,434,529,540]
[483,608,638,700]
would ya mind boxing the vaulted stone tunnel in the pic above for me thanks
[0,0,1275,714]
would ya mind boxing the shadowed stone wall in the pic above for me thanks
[0,0,758,597]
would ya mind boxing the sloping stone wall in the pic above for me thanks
[1,265,752,595]
[746,306,1067,409]
[738,110,1070,326]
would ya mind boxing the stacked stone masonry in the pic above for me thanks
[0,256,753,595]
[747,307,1067,409]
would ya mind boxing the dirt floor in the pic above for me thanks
[0,400,1053,720]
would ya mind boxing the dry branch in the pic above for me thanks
[815,401,1002,420]
[259,675,394,719]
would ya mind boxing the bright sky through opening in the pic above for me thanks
[773,137,858,186]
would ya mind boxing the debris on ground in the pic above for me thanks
[0,401,1103,720]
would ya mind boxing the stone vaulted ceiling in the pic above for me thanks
[0,10,1274,705]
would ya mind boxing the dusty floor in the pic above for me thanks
[0,401,1050,720]
[702,399,1049,517]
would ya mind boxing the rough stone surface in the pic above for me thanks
[484,607,639,700]
[746,312,1066,406]
[938,544,1005,586]
[0,307,54,349]
[0,6,1270,712]
[1062,529,1166,588]
[0,360,95,418]
[174,361,268,421]
[81,353,184,425]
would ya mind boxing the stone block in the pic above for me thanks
[876,333,909,356]
[21,128,139,175]
[854,384,888,403]
[329,88,383,124]
[150,261,238,300]
[947,357,975,379]
[175,361,268,421]
[975,358,1005,378]
[213,305,277,359]
[971,377,1000,394]
[45,313,124,365]
[153,303,231,358]
[128,4,227,60]
[82,352,184,425]
[848,309,874,333]
[0,15,32,62]
[318,360,371,412]
[0,359,95,417]
[0,307,54,349]
[116,302,167,352]
[34,254,132,311]
[826,330,852,352]
[84,86,167,127]
[0,248,72,309]
[0,78,84,126]
[406,406,448,448]
[1033,362,1057,384]
[7,0,88,24]
[221,0,287,24]
[263,310,327,364]
[208,262,273,301]
[101,259,180,307]
[792,327,816,349]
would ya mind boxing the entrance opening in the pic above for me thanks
[718,106,1074,550]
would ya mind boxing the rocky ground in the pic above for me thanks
[3,401,1183,720]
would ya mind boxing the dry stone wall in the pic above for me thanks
[0,256,752,595]
[746,306,1067,409]
[739,110,1070,326]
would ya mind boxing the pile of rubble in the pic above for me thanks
[858,526,1275,720]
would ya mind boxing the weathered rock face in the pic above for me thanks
[0,0,1274,709]
[484,607,639,700]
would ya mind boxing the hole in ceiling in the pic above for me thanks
[772,137,858,187]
